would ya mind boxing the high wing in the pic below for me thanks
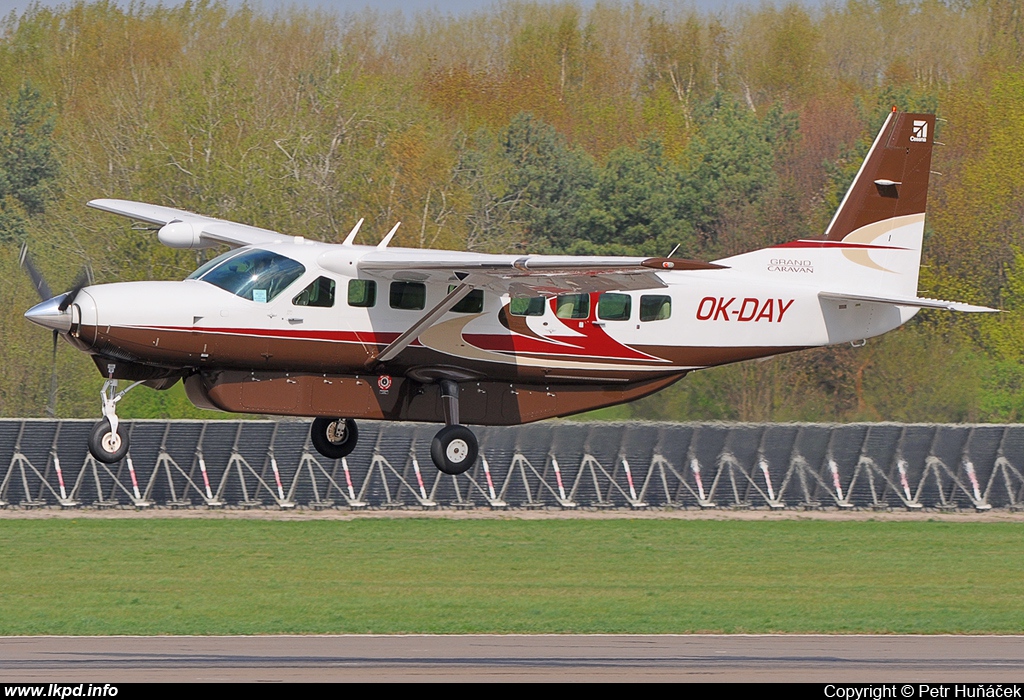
[321,248,726,297]
[90,199,727,295]
[88,199,286,249]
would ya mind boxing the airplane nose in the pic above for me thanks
[25,294,73,332]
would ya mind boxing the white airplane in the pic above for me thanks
[24,109,994,474]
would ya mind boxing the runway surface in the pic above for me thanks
[2,635,1023,682]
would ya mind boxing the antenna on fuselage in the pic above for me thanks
[377,222,401,249]
[342,218,364,246]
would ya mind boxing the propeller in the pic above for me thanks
[57,265,93,312]
[19,243,93,418]
[19,243,53,301]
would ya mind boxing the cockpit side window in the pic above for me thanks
[198,248,306,303]
[293,276,336,307]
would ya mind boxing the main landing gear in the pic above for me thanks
[87,377,143,463]
[309,380,479,475]
[431,380,478,475]
[310,417,359,459]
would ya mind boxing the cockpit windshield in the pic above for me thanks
[186,249,243,281]
[192,248,306,303]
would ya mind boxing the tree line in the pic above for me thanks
[1,0,1023,422]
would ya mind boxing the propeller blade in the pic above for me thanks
[19,244,53,302]
[57,265,93,312]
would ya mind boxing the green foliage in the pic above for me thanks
[501,111,597,252]
[573,139,694,257]
[488,96,799,259]
[756,3,824,102]
[0,82,58,243]
[454,128,527,253]
[980,248,1024,360]
[684,96,799,252]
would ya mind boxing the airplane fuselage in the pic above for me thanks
[63,236,916,425]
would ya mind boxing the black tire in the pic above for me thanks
[430,425,478,475]
[310,417,358,459]
[88,418,129,464]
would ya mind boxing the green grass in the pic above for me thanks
[1,518,1022,635]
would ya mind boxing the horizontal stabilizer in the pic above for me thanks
[820,291,998,313]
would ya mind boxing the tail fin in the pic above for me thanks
[822,109,935,296]
[714,111,996,319]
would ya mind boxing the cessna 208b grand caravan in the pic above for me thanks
[24,110,995,474]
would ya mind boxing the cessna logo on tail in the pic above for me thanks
[696,297,794,323]
[911,120,929,143]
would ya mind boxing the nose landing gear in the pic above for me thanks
[89,417,128,463]
[87,377,143,463]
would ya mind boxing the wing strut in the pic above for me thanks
[373,279,478,365]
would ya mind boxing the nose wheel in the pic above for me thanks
[310,417,359,459]
[88,418,129,463]
[87,376,143,464]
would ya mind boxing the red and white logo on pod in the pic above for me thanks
[377,375,392,392]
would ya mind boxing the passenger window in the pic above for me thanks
[390,281,426,310]
[640,295,672,321]
[598,293,631,321]
[448,286,484,314]
[555,293,590,320]
[509,296,545,316]
[347,279,377,308]
[293,277,336,308]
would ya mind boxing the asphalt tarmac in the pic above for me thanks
[2,635,1023,682]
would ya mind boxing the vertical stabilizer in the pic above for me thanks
[821,110,935,296]
[825,110,935,241]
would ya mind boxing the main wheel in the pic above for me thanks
[88,418,129,464]
[310,417,358,459]
[430,425,478,475]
